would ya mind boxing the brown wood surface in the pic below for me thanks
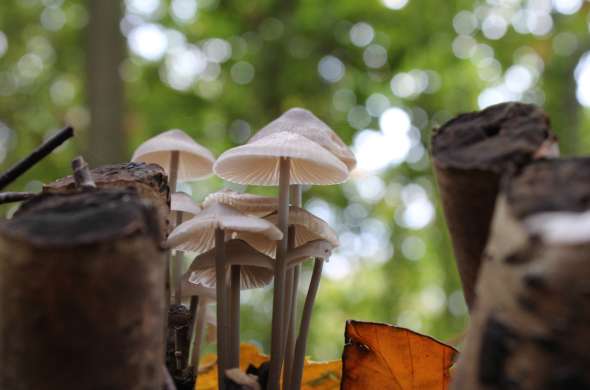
[431,102,556,309]
[452,158,590,389]
[0,189,166,389]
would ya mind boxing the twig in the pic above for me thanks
[0,126,74,191]
[72,156,96,190]
[0,192,35,205]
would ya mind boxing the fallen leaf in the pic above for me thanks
[195,343,341,389]
[341,320,457,390]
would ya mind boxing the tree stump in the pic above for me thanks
[0,188,166,390]
[45,162,171,240]
[431,102,557,309]
[452,158,590,389]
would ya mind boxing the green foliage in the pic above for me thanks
[1,0,589,360]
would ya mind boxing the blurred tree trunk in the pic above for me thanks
[86,0,126,165]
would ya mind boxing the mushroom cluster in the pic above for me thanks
[132,108,355,390]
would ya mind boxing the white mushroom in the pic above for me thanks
[214,126,348,389]
[169,192,202,304]
[167,202,282,389]
[131,129,215,191]
[248,107,356,172]
[203,189,277,217]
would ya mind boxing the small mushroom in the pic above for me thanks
[237,206,339,257]
[185,239,275,371]
[167,202,282,390]
[214,129,348,389]
[131,129,215,192]
[179,279,216,383]
[170,192,202,304]
[171,192,202,227]
[203,189,278,217]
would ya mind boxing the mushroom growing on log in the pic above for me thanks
[431,102,558,309]
[452,158,590,389]
[0,188,166,390]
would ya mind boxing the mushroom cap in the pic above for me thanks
[185,240,275,289]
[131,129,216,181]
[166,202,283,254]
[249,108,356,171]
[286,239,334,268]
[180,279,216,300]
[237,206,339,257]
[213,131,349,186]
[203,189,277,217]
[171,192,201,222]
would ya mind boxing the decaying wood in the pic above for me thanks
[0,189,166,390]
[452,158,590,389]
[431,102,557,309]
[45,162,171,240]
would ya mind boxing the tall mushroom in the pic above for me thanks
[236,206,339,387]
[167,202,282,390]
[213,130,348,389]
[247,107,356,385]
[132,129,215,304]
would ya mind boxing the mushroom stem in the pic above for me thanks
[229,264,241,367]
[289,257,324,390]
[282,225,297,385]
[268,157,291,390]
[168,150,180,193]
[189,296,209,383]
[215,228,229,390]
[283,185,302,385]
[172,212,184,305]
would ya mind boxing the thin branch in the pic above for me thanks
[0,126,74,191]
[0,192,35,205]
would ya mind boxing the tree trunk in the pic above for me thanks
[0,188,165,389]
[452,158,590,389]
[86,0,126,166]
[431,102,557,309]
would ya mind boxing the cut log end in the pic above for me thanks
[432,102,555,172]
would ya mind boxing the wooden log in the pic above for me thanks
[452,158,590,389]
[0,188,166,389]
[431,102,557,309]
[44,162,171,240]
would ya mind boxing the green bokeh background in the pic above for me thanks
[1,0,589,360]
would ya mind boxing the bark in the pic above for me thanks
[0,189,165,390]
[452,158,590,389]
[431,102,557,309]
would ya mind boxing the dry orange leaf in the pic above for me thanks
[195,343,341,390]
[341,320,457,390]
